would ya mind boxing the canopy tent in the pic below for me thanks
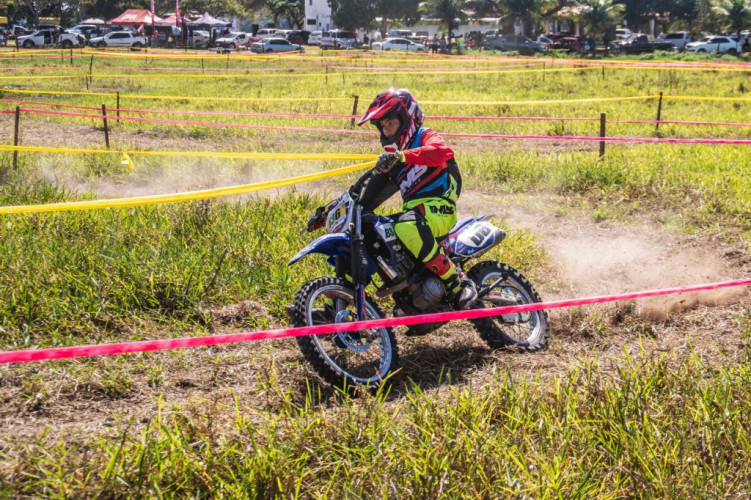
[159,15,184,26]
[109,9,163,26]
[80,18,106,25]
[188,12,229,26]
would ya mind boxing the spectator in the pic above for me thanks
[457,35,465,54]
[431,34,439,54]
[449,35,456,53]
[440,35,447,53]
[363,33,369,48]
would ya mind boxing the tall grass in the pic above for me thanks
[4,347,751,497]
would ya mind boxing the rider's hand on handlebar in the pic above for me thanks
[374,151,405,174]
[306,205,326,232]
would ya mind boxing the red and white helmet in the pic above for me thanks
[357,88,424,150]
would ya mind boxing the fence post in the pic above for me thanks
[601,65,605,80]
[350,95,359,128]
[102,104,110,149]
[655,91,663,131]
[202,58,205,74]
[599,113,606,159]
[116,92,120,120]
[89,54,94,80]
[70,48,73,65]
[325,66,329,85]
[12,106,20,170]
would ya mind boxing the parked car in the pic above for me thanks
[68,24,103,40]
[320,29,357,49]
[250,37,304,53]
[7,26,34,40]
[188,30,210,48]
[88,31,146,48]
[685,35,742,54]
[556,36,587,54]
[216,32,251,49]
[387,29,413,38]
[250,28,278,43]
[284,30,310,45]
[15,29,84,48]
[485,35,547,55]
[308,30,323,45]
[371,37,426,52]
[657,31,693,51]
[536,35,555,48]
[609,34,674,54]
[615,28,632,40]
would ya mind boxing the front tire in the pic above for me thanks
[292,277,398,391]
[468,261,549,351]
[23,40,33,48]
[62,40,72,49]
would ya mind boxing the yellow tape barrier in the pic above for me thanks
[0,64,598,80]
[0,160,376,214]
[0,88,352,102]
[0,145,377,161]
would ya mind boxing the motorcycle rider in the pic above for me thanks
[353,88,477,309]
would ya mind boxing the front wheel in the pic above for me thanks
[23,40,33,48]
[61,40,73,48]
[468,261,549,351]
[292,277,398,391]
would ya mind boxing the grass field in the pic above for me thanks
[1,46,750,497]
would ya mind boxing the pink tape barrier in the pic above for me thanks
[10,107,751,145]
[3,98,749,128]
[0,278,748,364]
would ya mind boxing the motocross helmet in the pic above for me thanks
[356,88,424,151]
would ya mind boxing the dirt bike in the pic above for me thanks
[288,168,549,390]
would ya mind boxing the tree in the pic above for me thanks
[329,0,375,31]
[420,0,468,35]
[578,0,624,54]
[373,0,421,35]
[497,0,547,36]
[712,0,750,35]
[266,0,304,27]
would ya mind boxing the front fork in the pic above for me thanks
[334,206,368,322]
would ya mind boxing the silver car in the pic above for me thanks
[250,37,305,53]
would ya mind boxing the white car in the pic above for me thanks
[250,37,304,53]
[308,30,323,45]
[89,31,146,48]
[615,28,632,40]
[371,37,426,52]
[16,29,84,48]
[685,36,741,54]
[320,29,357,49]
[216,32,251,49]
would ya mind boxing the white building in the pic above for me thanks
[305,0,332,31]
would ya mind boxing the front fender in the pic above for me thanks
[288,233,350,266]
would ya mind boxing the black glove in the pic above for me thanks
[375,152,404,173]
[306,205,326,232]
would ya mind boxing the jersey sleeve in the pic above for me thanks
[402,128,454,167]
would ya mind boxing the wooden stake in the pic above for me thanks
[12,106,20,170]
[350,95,359,128]
[599,113,606,158]
[102,104,109,149]
[116,92,120,119]
[655,91,663,131]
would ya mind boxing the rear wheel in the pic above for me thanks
[727,48,737,55]
[697,48,706,53]
[61,40,72,48]
[132,42,143,48]
[265,48,273,53]
[292,277,398,392]
[468,261,549,351]
[23,40,33,48]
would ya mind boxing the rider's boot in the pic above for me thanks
[424,252,477,310]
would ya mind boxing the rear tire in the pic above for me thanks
[61,40,72,48]
[292,277,398,392]
[468,261,549,351]
[23,40,33,48]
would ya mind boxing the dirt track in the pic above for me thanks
[1,120,750,445]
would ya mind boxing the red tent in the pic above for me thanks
[109,9,163,25]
